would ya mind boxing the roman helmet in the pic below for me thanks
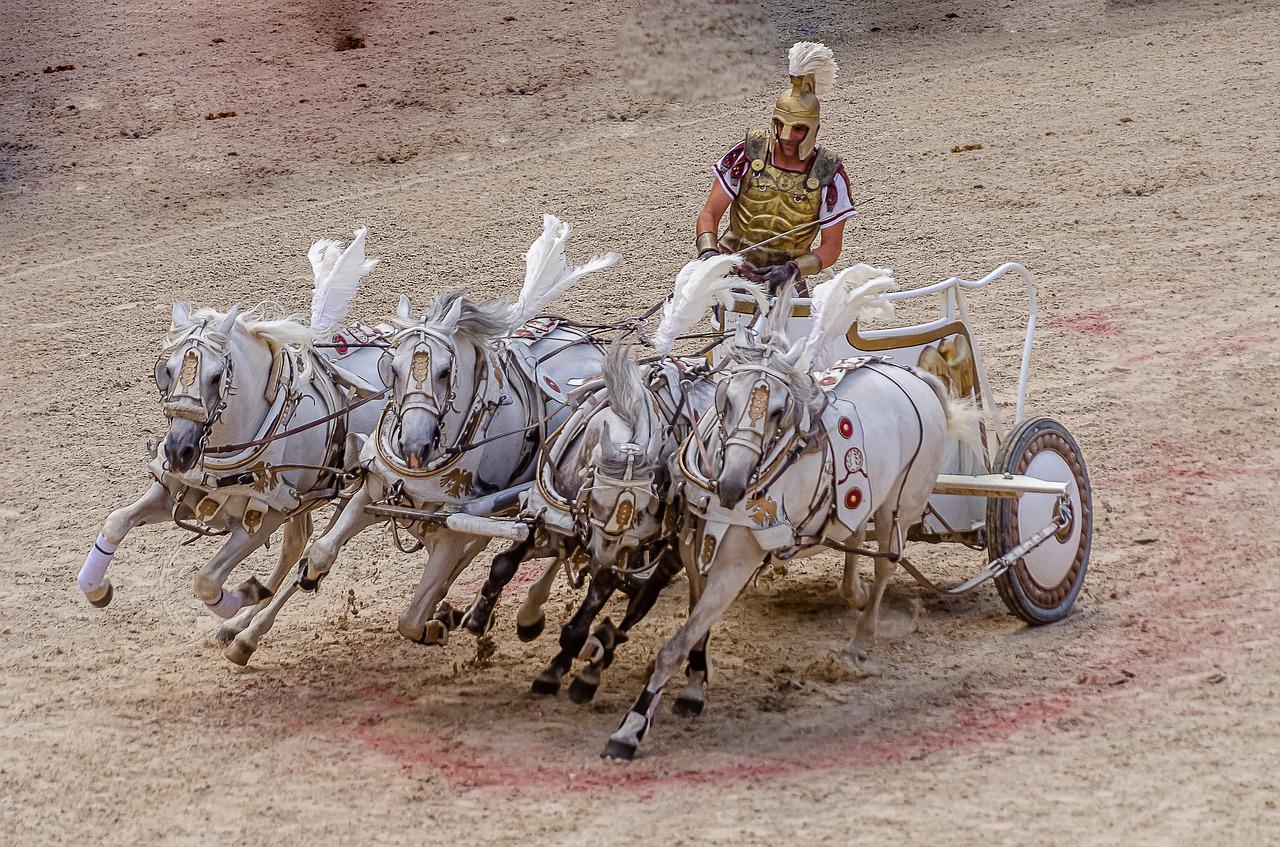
[769,42,838,161]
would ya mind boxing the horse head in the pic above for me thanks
[577,343,666,568]
[155,302,240,472]
[155,301,311,473]
[383,291,510,469]
[712,288,822,508]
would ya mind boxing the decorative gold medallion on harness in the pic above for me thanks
[614,498,635,531]
[440,468,473,498]
[410,350,431,386]
[748,385,770,425]
[747,495,779,527]
[179,350,199,388]
[701,534,717,566]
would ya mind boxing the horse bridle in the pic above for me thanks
[383,324,459,446]
[713,354,799,466]
[156,323,235,433]
[575,441,660,542]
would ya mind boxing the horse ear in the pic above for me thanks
[396,294,412,321]
[218,305,241,336]
[599,418,615,449]
[437,297,464,333]
[783,337,806,367]
[171,299,190,327]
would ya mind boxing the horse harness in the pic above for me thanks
[154,323,355,534]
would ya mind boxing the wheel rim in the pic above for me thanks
[1017,450,1082,590]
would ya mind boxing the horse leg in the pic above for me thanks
[217,511,312,644]
[224,576,300,666]
[193,510,290,619]
[842,508,898,675]
[568,546,683,704]
[531,568,619,697]
[840,532,869,611]
[78,481,173,607]
[603,528,761,761]
[299,481,383,590]
[220,513,316,665]
[672,549,711,718]
[461,534,538,637]
[397,532,488,645]
[514,557,560,641]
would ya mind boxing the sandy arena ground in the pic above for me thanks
[2,1,1278,843]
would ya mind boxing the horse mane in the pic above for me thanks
[392,289,515,341]
[729,293,819,410]
[601,341,647,430]
[166,301,316,350]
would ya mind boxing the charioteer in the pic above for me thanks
[695,41,855,296]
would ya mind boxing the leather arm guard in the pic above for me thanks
[696,232,719,258]
[789,252,823,277]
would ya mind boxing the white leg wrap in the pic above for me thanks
[207,588,244,619]
[78,534,117,593]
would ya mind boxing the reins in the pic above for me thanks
[205,388,388,455]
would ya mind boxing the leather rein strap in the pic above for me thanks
[205,388,387,455]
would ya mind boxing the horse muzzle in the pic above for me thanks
[717,478,747,509]
[163,418,205,473]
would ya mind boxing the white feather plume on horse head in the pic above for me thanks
[798,263,897,372]
[510,214,619,327]
[788,42,837,96]
[309,227,378,332]
[651,254,765,355]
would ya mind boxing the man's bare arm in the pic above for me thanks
[812,220,846,271]
[696,181,733,248]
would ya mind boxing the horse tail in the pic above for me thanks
[917,370,983,450]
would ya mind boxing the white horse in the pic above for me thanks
[224,215,619,664]
[78,229,386,644]
[604,266,977,760]
[456,341,709,702]
[460,256,764,704]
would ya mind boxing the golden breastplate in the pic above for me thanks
[721,161,823,267]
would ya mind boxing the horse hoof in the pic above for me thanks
[602,739,637,762]
[422,619,449,646]
[516,616,545,643]
[672,695,704,718]
[224,639,255,666]
[567,676,600,704]
[213,625,237,644]
[397,618,425,643]
[530,675,561,696]
[86,581,114,609]
[461,608,490,637]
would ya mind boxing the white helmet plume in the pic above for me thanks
[788,42,837,96]
[511,214,619,327]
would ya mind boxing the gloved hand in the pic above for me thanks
[697,249,721,261]
[756,263,798,294]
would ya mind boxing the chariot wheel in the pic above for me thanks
[987,416,1091,625]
